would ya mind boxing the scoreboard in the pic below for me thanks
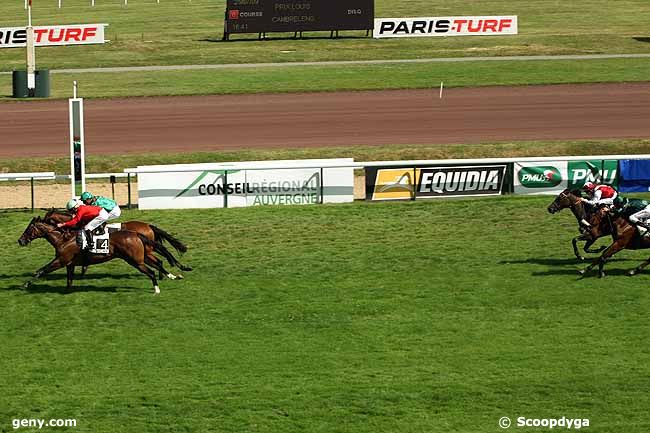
[224,0,374,38]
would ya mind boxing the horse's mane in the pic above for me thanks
[44,208,71,218]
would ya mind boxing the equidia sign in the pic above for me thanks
[366,165,507,200]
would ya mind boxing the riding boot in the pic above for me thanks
[85,230,93,250]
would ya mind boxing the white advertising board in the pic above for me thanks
[0,24,108,48]
[513,161,568,195]
[374,16,517,38]
[137,159,354,210]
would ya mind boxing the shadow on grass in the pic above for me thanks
[0,272,150,294]
[200,34,370,43]
[633,37,650,43]
[533,267,647,278]
[500,257,636,266]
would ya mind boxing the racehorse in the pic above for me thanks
[547,189,613,260]
[43,209,192,277]
[18,217,181,294]
[578,209,650,278]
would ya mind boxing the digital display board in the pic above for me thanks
[224,0,374,37]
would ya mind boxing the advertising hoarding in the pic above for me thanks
[137,159,354,210]
[366,164,508,201]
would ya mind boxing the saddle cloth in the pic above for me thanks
[88,223,122,254]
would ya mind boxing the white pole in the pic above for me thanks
[58,0,62,8]
[73,81,78,99]
[26,0,36,94]
[439,81,444,99]
[92,0,95,6]
[124,0,127,6]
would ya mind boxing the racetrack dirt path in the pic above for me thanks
[1,82,650,158]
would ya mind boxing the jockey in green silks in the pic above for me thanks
[80,191,121,232]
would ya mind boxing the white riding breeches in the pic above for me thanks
[84,209,110,231]
[629,207,650,224]
[107,205,121,220]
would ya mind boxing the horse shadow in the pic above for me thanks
[499,257,635,266]
[0,272,147,294]
[532,267,642,278]
[633,37,650,43]
[500,257,642,277]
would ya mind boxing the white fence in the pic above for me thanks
[4,153,650,211]
[0,172,135,211]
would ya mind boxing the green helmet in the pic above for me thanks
[65,199,79,211]
[80,191,93,201]
[613,196,626,207]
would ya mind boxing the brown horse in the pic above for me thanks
[578,209,650,278]
[44,209,192,276]
[547,189,613,260]
[18,217,179,294]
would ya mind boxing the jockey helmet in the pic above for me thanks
[66,199,80,211]
[583,182,596,191]
[80,191,93,201]
[613,196,625,207]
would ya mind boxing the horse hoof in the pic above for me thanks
[23,281,32,289]
[599,272,606,278]
[628,270,637,276]
[578,269,586,276]
[176,274,184,280]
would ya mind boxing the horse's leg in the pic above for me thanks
[66,265,75,289]
[583,238,606,254]
[24,257,65,288]
[579,241,623,278]
[80,265,88,277]
[145,254,181,280]
[628,257,650,276]
[572,236,584,260]
[124,257,160,295]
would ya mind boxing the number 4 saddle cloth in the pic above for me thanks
[78,223,122,254]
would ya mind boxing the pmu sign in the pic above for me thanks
[0,24,108,48]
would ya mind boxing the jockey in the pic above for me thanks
[56,199,105,248]
[80,191,121,230]
[612,196,650,235]
[582,182,618,207]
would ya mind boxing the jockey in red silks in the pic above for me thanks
[581,182,618,207]
[56,199,105,248]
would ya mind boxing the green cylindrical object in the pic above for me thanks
[34,69,50,98]
[12,70,51,98]
[12,71,29,98]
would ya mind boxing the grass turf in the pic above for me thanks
[1,196,649,432]
[1,0,650,98]
[2,139,650,175]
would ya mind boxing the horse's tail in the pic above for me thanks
[138,233,193,272]
[150,224,188,254]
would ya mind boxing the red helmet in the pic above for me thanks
[583,182,596,191]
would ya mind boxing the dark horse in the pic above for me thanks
[18,217,182,294]
[547,189,613,260]
[43,209,192,277]
[579,209,650,278]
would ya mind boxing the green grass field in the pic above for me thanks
[1,197,649,432]
[3,139,650,176]
[1,0,649,98]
